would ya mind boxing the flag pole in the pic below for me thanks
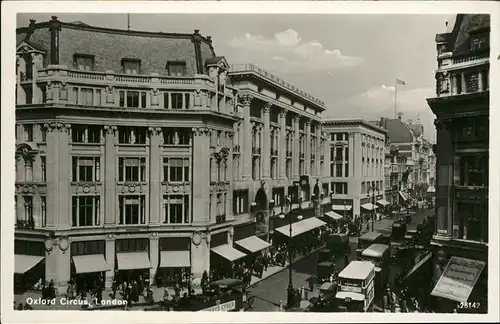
[127,14,130,31]
[394,79,398,119]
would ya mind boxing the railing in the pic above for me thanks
[286,151,292,158]
[320,155,324,161]
[311,154,316,160]
[300,153,305,159]
[452,52,489,65]
[16,218,35,229]
[230,63,325,107]
[252,147,261,155]
[271,149,279,156]
[233,145,240,153]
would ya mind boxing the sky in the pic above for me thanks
[17,13,451,142]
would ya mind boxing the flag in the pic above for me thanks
[396,78,406,86]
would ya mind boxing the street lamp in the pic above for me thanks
[267,199,275,242]
[367,184,380,232]
[278,195,303,309]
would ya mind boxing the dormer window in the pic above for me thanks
[73,54,94,71]
[167,61,186,77]
[471,32,489,52]
[122,58,141,74]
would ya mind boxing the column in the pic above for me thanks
[262,103,271,179]
[451,74,457,95]
[305,120,311,176]
[45,242,71,295]
[353,133,362,179]
[315,126,321,178]
[57,124,71,230]
[104,237,115,288]
[192,127,211,224]
[434,119,453,238]
[240,95,253,180]
[44,123,57,228]
[149,235,159,285]
[104,125,117,226]
[461,72,467,94]
[226,132,234,221]
[278,110,287,179]
[348,134,355,177]
[478,71,483,92]
[293,116,300,179]
[149,127,162,226]
[191,235,209,281]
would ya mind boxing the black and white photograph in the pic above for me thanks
[1,1,499,323]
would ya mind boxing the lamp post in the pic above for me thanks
[267,199,275,242]
[367,184,380,232]
[278,195,303,309]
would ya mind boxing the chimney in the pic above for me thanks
[29,19,36,27]
[49,16,61,65]
[194,29,200,35]
[206,36,212,43]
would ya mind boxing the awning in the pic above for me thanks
[15,255,44,274]
[403,252,432,281]
[376,199,390,207]
[427,186,436,193]
[116,252,151,270]
[324,211,343,221]
[72,254,109,274]
[399,191,409,201]
[235,236,271,253]
[160,250,191,268]
[431,256,485,303]
[332,205,352,211]
[211,244,247,262]
[361,203,378,211]
[275,217,326,238]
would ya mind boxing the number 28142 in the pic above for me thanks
[458,301,481,309]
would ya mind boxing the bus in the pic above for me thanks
[335,261,375,312]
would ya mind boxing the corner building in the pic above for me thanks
[14,17,240,292]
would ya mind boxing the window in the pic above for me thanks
[25,87,33,104]
[119,90,147,108]
[458,154,488,187]
[163,158,190,182]
[71,125,102,143]
[171,93,184,109]
[163,195,190,224]
[118,126,147,144]
[71,241,105,256]
[73,54,94,71]
[233,190,249,214]
[119,195,146,225]
[272,187,284,207]
[41,156,46,182]
[162,128,191,145]
[23,124,33,141]
[25,158,33,182]
[455,203,487,242]
[116,238,149,253]
[80,88,94,106]
[471,33,489,52]
[345,163,349,177]
[40,196,46,227]
[71,196,100,227]
[335,164,342,177]
[118,157,146,182]
[41,126,47,142]
[335,147,343,161]
[286,160,292,178]
[333,182,348,195]
[72,157,100,182]
[167,62,186,76]
[122,58,141,74]
[23,196,33,222]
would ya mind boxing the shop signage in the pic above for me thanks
[199,300,236,312]
[431,256,485,303]
[340,285,362,293]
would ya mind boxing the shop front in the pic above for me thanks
[156,237,192,288]
[14,239,45,294]
[210,231,246,279]
[70,240,109,294]
[331,199,353,219]
[273,217,327,253]
[114,238,152,286]
[360,199,379,222]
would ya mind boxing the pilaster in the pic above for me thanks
[191,234,210,280]
[192,127,211,224]
[57,124,71,230]
[148,127,162,226]
[44,123,57,228]
[104,236,116,288]
[315,126,321,178]
[149,234,159,285]
[305,120,311,176]
[262,103,271,179]
[104,125,117,226]
[323,133,331,178]
[226,131,235,221]
[293,116,300,179]
[279,110,287,179]
[45,238,70,294]
[240,95,253,180]
[460,72,467,94]
[434,118,453,238]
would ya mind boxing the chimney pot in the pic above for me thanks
[29,19,36,26]
[194,29,200,34]
[51,16,58,21]
[206,36,212,42]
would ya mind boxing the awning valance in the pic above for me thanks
[431,256,485,303]
[116,252,151,271]
[376,199,390,207]
[399,191,409,201]
[15,255,44,274]
[361,203,378,211]
[324,211,343,221]
[211,244,247,262]
[403,252,432,281]
[275,217,326,238]
[332,205,352,211]
[160,250,191,268]
[72,254,109,274]
[235,236,271,254]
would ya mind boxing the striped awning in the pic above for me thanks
[235,236,271,253]
[160,250,191,268]
[211,244,247,262]
[116,252,152,270]
[324,211,343,221]
[72,254,109,274]
[276,217,326,238]
[15,255,44,274]
[361,203,378,211]
[376,199,390,207]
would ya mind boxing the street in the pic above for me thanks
[249,207,435,312]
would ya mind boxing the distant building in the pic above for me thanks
[322,120,387,220]
[426,14,489,312]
